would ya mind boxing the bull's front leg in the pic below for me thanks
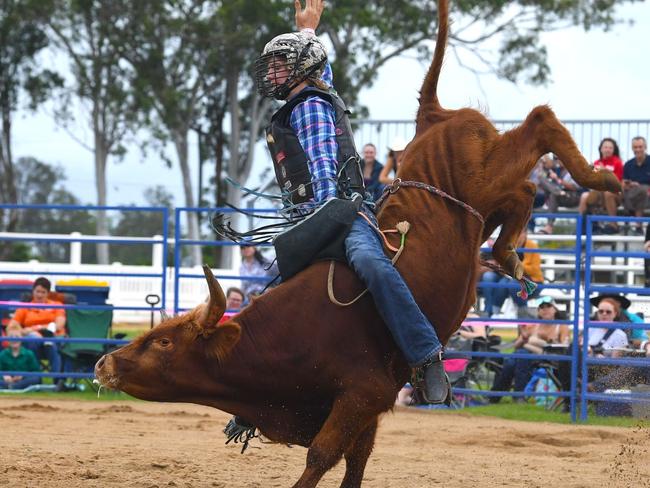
[491,182,537,279]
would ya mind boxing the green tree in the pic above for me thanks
[47,0,139,264]
[13,156,97,263]
[111,186,174,266]
[115,0,228,267]
[319,0,639,113]
[0,0,62,240]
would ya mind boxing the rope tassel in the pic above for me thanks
[328,217,411,307]
[517,277,538,300]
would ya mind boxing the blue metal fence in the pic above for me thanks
[1,205,649,422]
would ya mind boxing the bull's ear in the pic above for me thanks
[204,321,241,362]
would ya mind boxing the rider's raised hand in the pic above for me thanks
[295,0,324,32]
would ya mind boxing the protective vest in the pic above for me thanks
[266,88,365,206]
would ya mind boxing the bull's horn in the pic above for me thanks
[199,265,227,327]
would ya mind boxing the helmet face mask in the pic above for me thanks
[254,32,327,100]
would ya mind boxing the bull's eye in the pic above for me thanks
[159,338,171,347]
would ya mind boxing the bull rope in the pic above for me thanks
[327,216,410,306]
[328,178,537,306]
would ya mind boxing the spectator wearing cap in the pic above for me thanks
[379,137,407,185]
[585,294,630,356]
[622,136,650,234]
[590,293,648,346]
[360,143,385,201]
[522,296,570,355]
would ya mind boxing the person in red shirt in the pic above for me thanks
[7,277,65,374]
[578,137,624,234]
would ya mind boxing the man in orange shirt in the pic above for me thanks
[8,277,65,374]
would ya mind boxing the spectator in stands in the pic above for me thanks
[578,138,624,234]
[7,277,64,374]
[360,143,385,201]
[490,321,538,403]
[0,323,41,390]
[522,296,570,355]
[584,294,630,357]
[538,156,583,234]
[622,136,650,235]
[225,287,245,312]
[239,244,278,301]
[379,137,407,185]
[480,229,543,318]
[218,287,245,325]
[589,293,647,347]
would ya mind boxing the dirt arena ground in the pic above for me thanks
[0,398,648,487]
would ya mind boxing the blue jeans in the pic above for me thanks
[0,376,40,390]
[25,335,61,377]
[480,271,509,315]
[344,211,441,367]
[480,271,540,314]
[492,348,535,393]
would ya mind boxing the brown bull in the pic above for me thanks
[95,0,620,486]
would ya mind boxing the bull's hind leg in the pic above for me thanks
[490,182,537,279]
[292,393,389,488]
[339,417,378,488]
[511,105,620,193]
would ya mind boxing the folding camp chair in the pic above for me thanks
[59,308,113,390]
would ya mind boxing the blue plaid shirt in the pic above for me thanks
[288,63,338,203]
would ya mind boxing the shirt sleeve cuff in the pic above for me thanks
[300,28,316,37]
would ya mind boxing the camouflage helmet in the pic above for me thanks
[254,32,327,100]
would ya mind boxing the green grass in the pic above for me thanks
[456,402,649,427]
[0,388,134,401]
[2,390,647,428]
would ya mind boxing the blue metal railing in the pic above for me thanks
[580,214,650,420]
[1,206,649,422]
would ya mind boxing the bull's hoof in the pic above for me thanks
[593,171,621,193]
[601,172,622,193]
[505,253,524,280]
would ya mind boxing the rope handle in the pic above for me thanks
[328,215,411,307]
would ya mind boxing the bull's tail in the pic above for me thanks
[416,0,449,132]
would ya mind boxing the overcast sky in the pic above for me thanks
[11,1,650,208]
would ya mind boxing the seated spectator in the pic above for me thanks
[480,228,543,318]
[378,137,407,185]
[225,287,245,311]
[522,296,570,355]
[490,321,538,403]
[578,138,624,234]
[528,156,548,214]
[584,294,630,357]
[0,323,41,390]
[7,277,64,374]
[622,136,650,235]
[538,156,583,234]
[239,244,278,302]
[588,293,647,347]
[360,143,385,201]
[219,287,245,324]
